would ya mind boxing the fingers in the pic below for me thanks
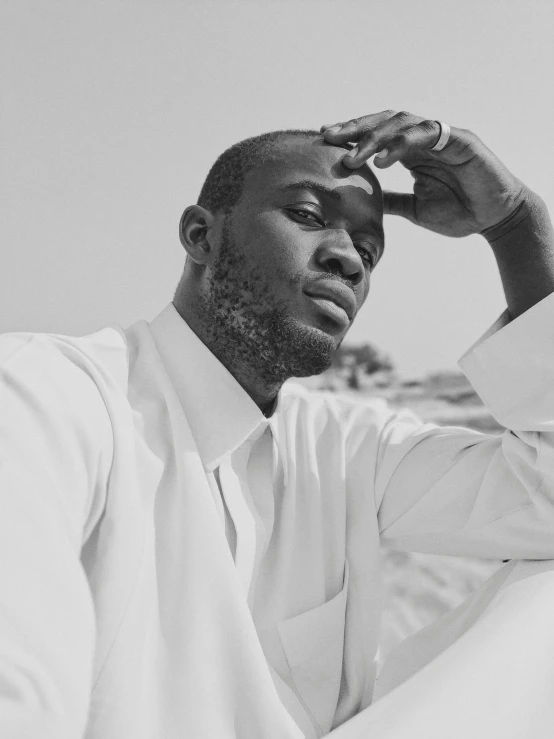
[321,110,445,170]
[320,111,396,143]
[370,119,442,170]
[383,190,417,224]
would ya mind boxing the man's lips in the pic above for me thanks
[304,280,357,322]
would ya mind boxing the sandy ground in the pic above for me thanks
[378,549,502,667]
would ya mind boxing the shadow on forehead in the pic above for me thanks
[274,134,381,194]
[273,132,352,157]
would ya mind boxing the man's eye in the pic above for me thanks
[357,245,376,269]
[287,208,324,226]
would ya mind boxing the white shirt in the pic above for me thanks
[2,295,554,739]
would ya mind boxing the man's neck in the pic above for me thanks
[172,299,282,417]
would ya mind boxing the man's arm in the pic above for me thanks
[483,190,554,318]
[330,285,554,558]
[324,111,554,558]
[0,335,111,737]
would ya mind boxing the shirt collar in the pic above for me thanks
[148,303,276,471]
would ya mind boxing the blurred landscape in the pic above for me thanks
[296,341,504,665]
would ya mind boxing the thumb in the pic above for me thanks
[383,190,417,224]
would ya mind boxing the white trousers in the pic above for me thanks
[329,559,554,739]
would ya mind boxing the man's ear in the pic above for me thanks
[179,205,216,265]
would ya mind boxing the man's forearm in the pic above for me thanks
[483,190,554,319]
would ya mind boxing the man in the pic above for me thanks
[1,109,553,739]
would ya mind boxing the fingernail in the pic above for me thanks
[326,125,342,134]
[345,147,358,158]
[375,148,388,159]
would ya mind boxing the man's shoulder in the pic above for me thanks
[0,322,131,393]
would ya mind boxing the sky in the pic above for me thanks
[1,0,552,378]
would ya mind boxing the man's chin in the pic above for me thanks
[282,319,336,378]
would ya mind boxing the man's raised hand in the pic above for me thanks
[321,111,526,238]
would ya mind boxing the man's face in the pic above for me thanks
[201,136,384,380]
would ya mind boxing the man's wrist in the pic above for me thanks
[479,188,538,245]
[482,187,554,319]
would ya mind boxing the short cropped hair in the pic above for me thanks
[197,129,353,215]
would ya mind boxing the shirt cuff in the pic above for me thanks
[458,291,554,431]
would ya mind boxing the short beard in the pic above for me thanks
[197,222,336,385]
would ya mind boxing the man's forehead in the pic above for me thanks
[259,135,381,199]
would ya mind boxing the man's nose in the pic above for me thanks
[315,231,364,286]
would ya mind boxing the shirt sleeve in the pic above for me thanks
[0,334,113,738]
[372,291,554,558]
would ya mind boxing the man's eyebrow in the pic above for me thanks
[279,179,342,202]
[280,179,385,245]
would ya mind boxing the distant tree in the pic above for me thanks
[347,366,361,390]
[332,342,394,375]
